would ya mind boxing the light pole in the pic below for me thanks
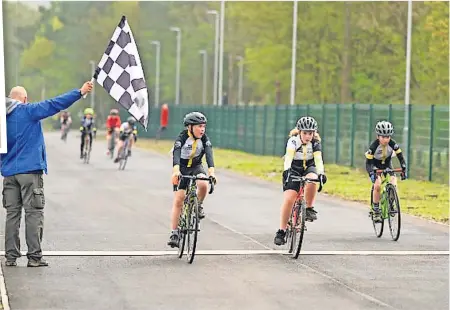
[207,9,219,106]
[218,1,225,106]
[403,0,413,171]
[199,50,208,105]
[89,60,95,110]
[170,26,181,105]
[151,40,161,108]
[289,0,298,106]
[236,55,244,105]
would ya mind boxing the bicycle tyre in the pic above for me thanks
[386,183,401,241]
[177,207,187,259]
[292,200,306,259]
[370,185,384,238]
[286,203,297,254]
[186,195,199,264]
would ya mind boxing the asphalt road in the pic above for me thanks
[0,132,448,310]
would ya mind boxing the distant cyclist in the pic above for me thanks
[79,107,97,159]
[114,116,138,163]
[60,110,72,140]
[106,108,121,155]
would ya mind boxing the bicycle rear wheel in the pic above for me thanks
[292,201,306,259]
[370,185,384,238]
[387,184,401,241]
[186,196,199,264]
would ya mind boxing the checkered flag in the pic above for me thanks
[92,16,149,130]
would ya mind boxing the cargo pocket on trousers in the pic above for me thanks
[31,188,45,209]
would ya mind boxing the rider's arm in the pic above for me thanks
[312,140,325,175]
[283,137,297,171]
[68,116,72,123]
[389,139,406,167]
[202,135,215,173]
[172,131,188,170]
[25,89,82,121]
[365,140,378,174]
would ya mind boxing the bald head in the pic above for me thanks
[9,86,28,103]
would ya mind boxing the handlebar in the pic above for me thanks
[179,175,215,194]
[374,168,403,176]
[290,175,323,193]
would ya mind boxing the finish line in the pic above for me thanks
[0,250,448,256]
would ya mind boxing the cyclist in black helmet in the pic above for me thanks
[167,111,217,248]
[274,116,327,246]
[365,120,407,222]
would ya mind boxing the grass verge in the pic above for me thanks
[131,138,449,224]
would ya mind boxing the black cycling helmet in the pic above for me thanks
[183,112,207,126]
[127,116,136,125]
[296,116,318,131]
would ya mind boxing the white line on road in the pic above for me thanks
[0,250,447,256]
[0,264,10,310]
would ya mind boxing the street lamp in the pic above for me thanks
[218,1,225,106]
[199,50,207,105]
[151,40,161,108]
[289,0,298,106]
[170,26,181,105]
[236,55,244,105]
[403,0,413,173]
[207,9,219,106]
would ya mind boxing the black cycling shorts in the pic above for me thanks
[282,166,318,192]
[119,132,134,141]
[173,165,207,192]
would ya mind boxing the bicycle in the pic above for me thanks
[107,129,118,159]
[284,173,323,259]
[177,174,215,264]
[60,124,70,142]
[82,132,92,164]
[118,134,133,170]
[369,167,403,241]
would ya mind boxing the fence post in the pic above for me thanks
[350,104,356,167]
[335,104,340,164]
[252,105,257,153]
[321,104,326,157]
[428,105,435,181]
[262,105,268,155]
[273,104,279,155]
[368,104,373,142]
[243,105,247,152]
[388,104,393,123]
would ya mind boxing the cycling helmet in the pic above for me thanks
[183,112,207,126]
[296,116,318,131]
[110,108,119,116]
[375,121,394,136]
[84,107,94,115]
[127,116,136,125]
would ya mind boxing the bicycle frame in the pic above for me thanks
[374,168,402,219]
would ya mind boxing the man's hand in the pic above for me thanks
[80,81,94,96]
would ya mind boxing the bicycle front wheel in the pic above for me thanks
[292,201,306,259]
[370,185,384,238]
[186,196,199,264]
[387,184,401,241]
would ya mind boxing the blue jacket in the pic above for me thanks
[1,89,83,177]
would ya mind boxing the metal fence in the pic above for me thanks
[128,104,449,183]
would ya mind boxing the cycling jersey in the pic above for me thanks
[120,122,137,135]
[283,135,324,174]
[80,116,96,132]
[106,115,121,129]
[172,130,214,168]
[365,139,406,173]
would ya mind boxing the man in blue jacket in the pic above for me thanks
[1,81,93,267]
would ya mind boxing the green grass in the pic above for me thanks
[132,138,449,224]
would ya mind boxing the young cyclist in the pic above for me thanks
[274,116,327,246]
[79,107,97,158]
[365,121,407,222]
[114,116,138,163]
[60,110,72,139]
[106,108,122,155]
[167,112,217,248]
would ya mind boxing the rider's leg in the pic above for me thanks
[303,167,319,221]
[114,139,125,162]
[106,129,112,149]
[168,182,186,247]
[80,132,85,158]
[274,170,299,246]
[89,132,93,149]
[372,176,382,204]
[390,175,398,187]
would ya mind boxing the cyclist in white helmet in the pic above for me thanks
[274,116,327,246]
[365,120,407,222]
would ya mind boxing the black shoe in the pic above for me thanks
[371,206,382,223]
[5,260,17,267]
[80,154,83,159]
[167,232,179,248]
[114,157,120,163]
[305,208,318,222]
[274,229,286,246]
[198,204,205,219]
[128,150,132,157]
[27,258,48,267]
